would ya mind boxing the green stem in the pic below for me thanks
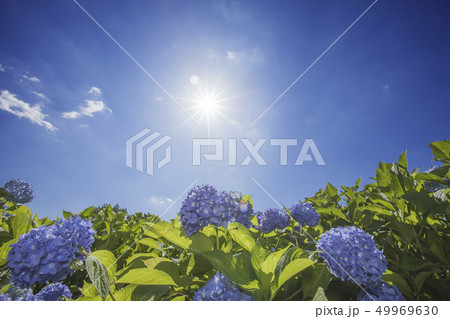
[109,291,117,301]
[285,287,302,301]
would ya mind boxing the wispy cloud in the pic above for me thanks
[31,91,50,101]
[22,74,41,82]
[154,96,163,101]
[62,100,112,119]
[148,195,174,208]
[0,64,5,72]
[88,86,102,94]
[0,90,57,131]
[62,87,111,119]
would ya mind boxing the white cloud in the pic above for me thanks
[148,196,173,208]
[190,75,200,85]
[88,86,102,94]
[154,96,163,101]
[62,100,111,119]
[62,111,81,119]
[22,75,41,82]
[31,91,49,101]
[0,90,57,131]
[0,64,5,72]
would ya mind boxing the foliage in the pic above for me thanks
[0,140,448,301]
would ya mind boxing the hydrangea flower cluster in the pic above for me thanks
[180,185,253,236]
[358,281,405,301]
[256,208,290,233]
[0,282,71,301]
[3,178,35,204]
[290,202,319,227]
[193,272,254,301]
[317,226,387,286]
[0,284,38,301]
[36,282,72,301]
[7,216,95,287]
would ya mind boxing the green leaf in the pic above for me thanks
[12,206,32,238]
[138,238,160,250]
[85,255,110,300]
[301,263,332,299]
[227,222,255,252]
[382,271,413,298]
[398,151,408,170]
[312,287,328,301]
[376,162,391,188]
[429,140,450,162]
[91,250,117,282]
[116,268,177,286]
[131,285,171,301]
[69,259,85,271]
[150,221,213,252]
[277,258,314,288]
[200,250,255,285]
[62,210,73,219]
[143,257,179,279]
[325,183,338,197]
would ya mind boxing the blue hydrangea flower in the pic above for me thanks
[256,208,290,233]
[180,185,253,236]
[358,281,405,301]
[7,216,96,287]
[0,294,11,301]
[317,226,387,286]
[3,178,35,204]
[36,283,72,301]
[290,202,319,227]
[193,272,254,301]
[56,215,96,257]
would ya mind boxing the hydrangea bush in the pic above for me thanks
[0,140,448,301]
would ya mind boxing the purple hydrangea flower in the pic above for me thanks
[0,294,11,301]
[180,185,253,236]
[290,202,319,227]
[193,272,254,301]
[3,178,35,204]
[256,208,290,233]
[358,281,405,301]
[317,226,387,286]
[36,283,72,301]
[7,216,95,287]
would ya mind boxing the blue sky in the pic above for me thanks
[0,0,449,220]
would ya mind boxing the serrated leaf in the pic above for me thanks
[69,259,85,271]
[312,287,328,301]
[91,250,116,282]
[85,255,110,300]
